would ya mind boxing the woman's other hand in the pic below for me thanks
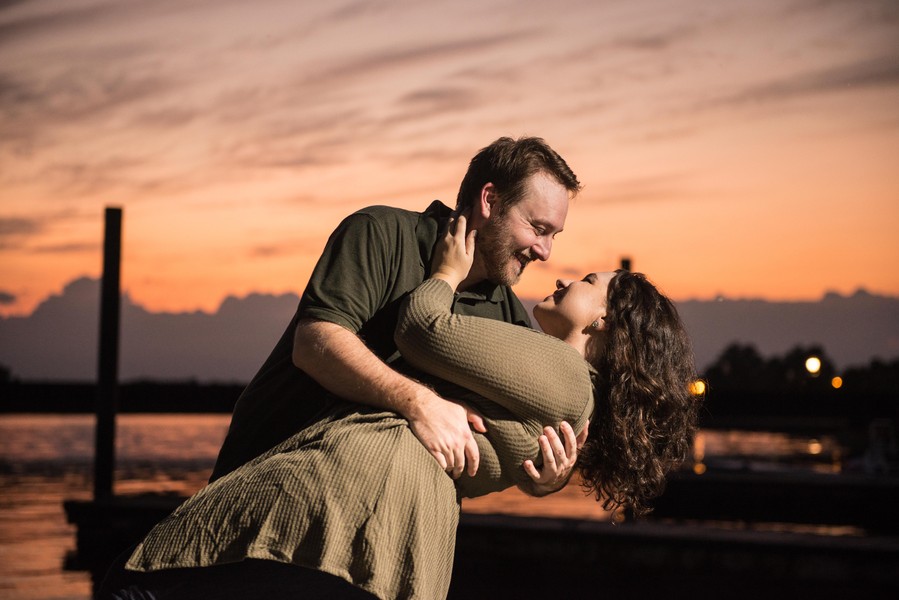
[521,420,588,496]
[431,212,476,290]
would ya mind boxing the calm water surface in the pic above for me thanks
[0,414,843,599]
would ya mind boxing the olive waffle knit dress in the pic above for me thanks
[125,279,595,600]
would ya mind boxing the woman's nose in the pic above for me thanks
[556,279,572,289]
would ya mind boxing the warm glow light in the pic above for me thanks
[691,431,706,475]
[805,356,822,374]
[831,376,843,389]
[808,440,823,455]
[689,379,707,396]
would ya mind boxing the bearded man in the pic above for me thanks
[210,136,584,496]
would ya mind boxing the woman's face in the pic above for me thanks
[533,272,616,340]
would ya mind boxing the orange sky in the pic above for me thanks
[2,0,898,317]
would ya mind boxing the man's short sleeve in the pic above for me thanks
[299,210,400,332]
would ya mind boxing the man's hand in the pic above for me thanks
[521,420,589,497]
[407,393,482,479]
[293,320,484,479]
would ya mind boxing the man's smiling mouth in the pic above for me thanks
[514,252,531,271]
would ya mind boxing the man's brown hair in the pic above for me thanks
[456,137,581,214]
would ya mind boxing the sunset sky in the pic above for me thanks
[2,0,898,318]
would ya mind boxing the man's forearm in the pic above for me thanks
[292,318,480,477]
[292,319,431,419]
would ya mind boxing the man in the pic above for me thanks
[210,136,583,495]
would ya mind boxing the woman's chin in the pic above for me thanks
[532,303,549,327]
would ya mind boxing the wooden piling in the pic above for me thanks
[94,207,122,500]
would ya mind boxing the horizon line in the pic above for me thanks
[1,275,896,320]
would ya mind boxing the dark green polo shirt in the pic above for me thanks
[210,201,532,481]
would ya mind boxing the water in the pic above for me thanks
[0,414,847,599]
[1,414,231,599]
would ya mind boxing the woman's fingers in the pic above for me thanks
[575,419,589,450]
[545,425,566,463]
[523,459,541,481]
[522,422,582,491]
[559,421,579,458]
[453,213,466,241]
[443,213,469,251]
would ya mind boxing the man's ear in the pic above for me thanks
[474,182,497,225]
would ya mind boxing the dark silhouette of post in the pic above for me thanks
[620,256,632,271]
[95,207,122,500]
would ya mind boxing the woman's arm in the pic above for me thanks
[395,279,594,494]
[396,279,593,427]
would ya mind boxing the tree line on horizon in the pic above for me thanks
[702,343,899,394]
[697,343,898,428]
[2,342,897,400]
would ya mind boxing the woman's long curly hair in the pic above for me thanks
[578,270,700,516]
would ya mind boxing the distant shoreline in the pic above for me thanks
[2,381,894,437]
[0,381,243,414]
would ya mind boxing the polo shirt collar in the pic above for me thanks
[456,280,507,303]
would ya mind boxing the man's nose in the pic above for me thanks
[532,237,552,262]
[556,278,572,289]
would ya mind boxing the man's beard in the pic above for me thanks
[478,215,530,286]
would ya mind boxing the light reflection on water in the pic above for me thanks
[691,429,844,475]
[2,414,845,472]
[1,414,231,600]
[1,414,230,468]
[0,414,850,600]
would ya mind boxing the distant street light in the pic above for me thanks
[805,356,822,376]
[689,379,706,396]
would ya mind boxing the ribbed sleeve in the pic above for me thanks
[395,278,595,495]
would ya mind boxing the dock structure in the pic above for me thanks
[64,494,899,597]
[450,513,899,598]
[655,469,899,533]
[65,471,899,596]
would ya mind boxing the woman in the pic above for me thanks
[399,214,698,516]
[100,216,698,600]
